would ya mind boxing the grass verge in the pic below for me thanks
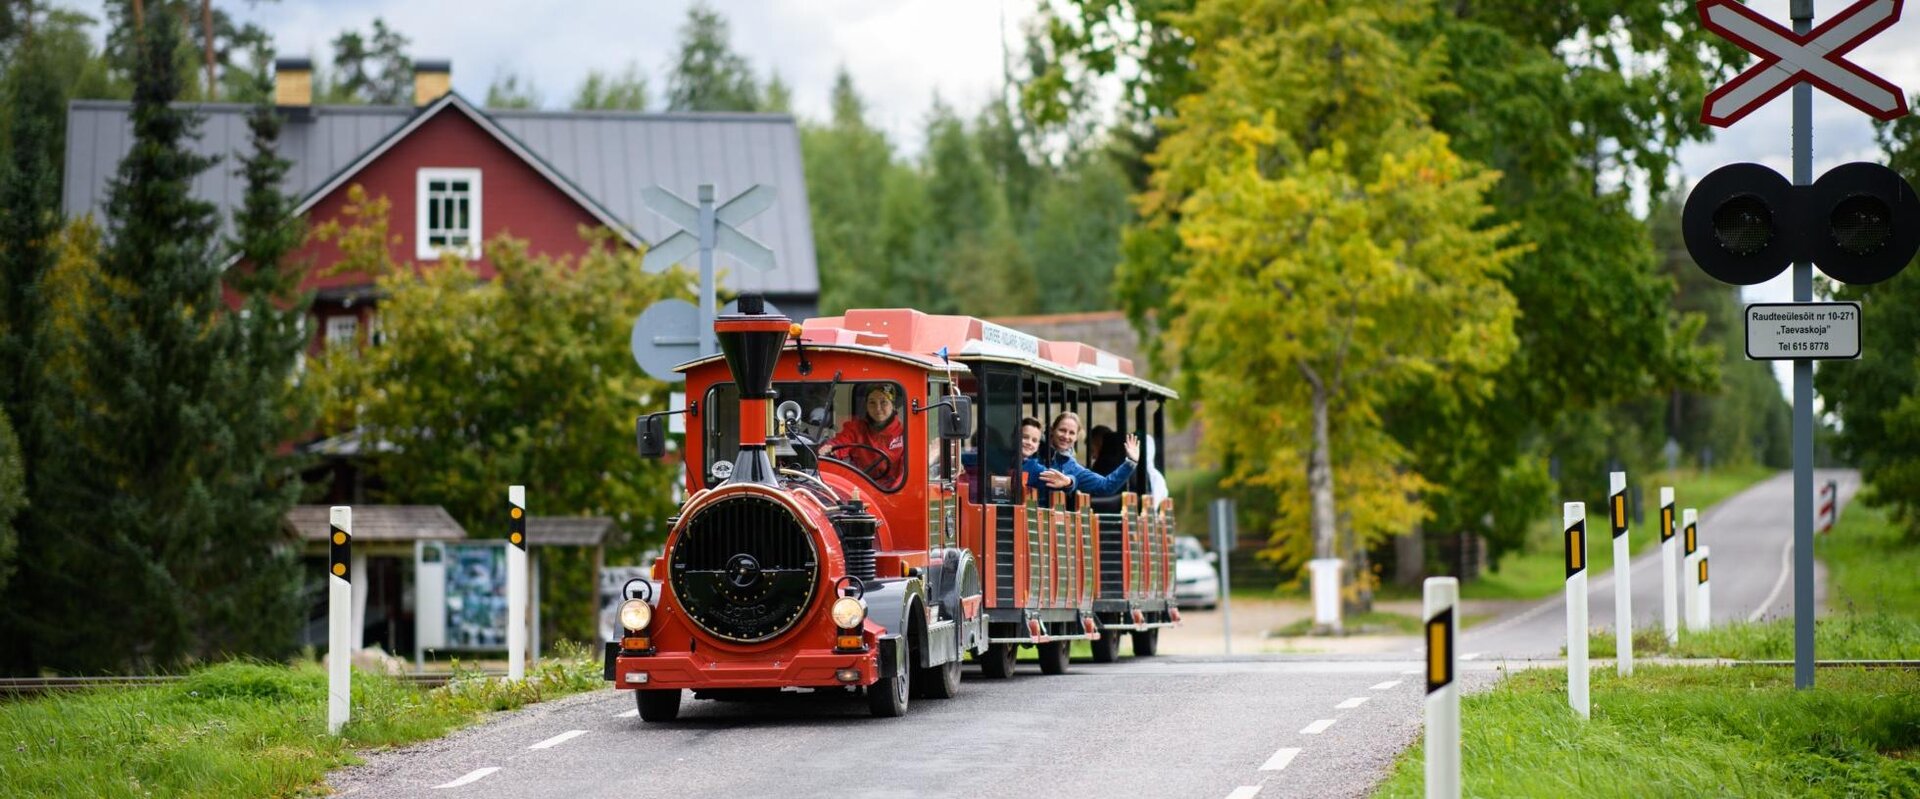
[0,645,603,799]
[1371,665,1920,798]
[1587,502,1920,660]
[1465,465,1773,601]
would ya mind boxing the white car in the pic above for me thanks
[1174,535,1220,610]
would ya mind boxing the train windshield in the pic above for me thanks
[703,380,908,492]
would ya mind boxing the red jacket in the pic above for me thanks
[824,414,904,482]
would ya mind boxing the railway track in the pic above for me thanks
[0,672,501,699]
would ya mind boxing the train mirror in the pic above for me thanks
[939,396,973,441]
[635,414,668,459]
[1683,161,1919,286]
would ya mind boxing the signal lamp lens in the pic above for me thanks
[1712,194,1774,256]
[836,634,865,650]
[621,636,650,650]
[1830,194,1893,256]
[831,597,867,629]
[618,599,653,632]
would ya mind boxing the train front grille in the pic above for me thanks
[669,493,819,643]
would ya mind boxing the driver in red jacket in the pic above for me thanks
[823,383,905,483]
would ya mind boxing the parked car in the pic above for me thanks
[1174,535,1220,610]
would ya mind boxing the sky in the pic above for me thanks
[54,0,1920,393]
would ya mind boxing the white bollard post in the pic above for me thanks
[1609,472,1632,676]
[1424,577,1460,799]
[1309,557,1343,634]
[328,506,352,735]
[1697,546,1711,629]
[1660,487,1678,645]
[509,485,529,682]
[1682,508,1701,633]
[1564,502,1589,719]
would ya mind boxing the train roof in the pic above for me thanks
[803,309,1176,398]
[671,308,1176,398]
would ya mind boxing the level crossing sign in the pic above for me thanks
[1698,0,1909,127]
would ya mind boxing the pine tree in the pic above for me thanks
[197,66,313,659]
[24,9,254,672]
[0,31,63,441]
[665,3,761,112]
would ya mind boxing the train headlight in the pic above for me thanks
[618,600,653,632]
[830,597,867,630]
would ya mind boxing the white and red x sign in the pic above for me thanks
[1699,0,1910,127]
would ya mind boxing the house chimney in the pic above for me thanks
[274,57,313,107]
[413,60,451,106]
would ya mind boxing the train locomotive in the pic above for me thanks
[606,297,1181,720]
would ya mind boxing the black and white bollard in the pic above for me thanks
[1682,508,1703,633]
[328,506,351,735]
[509,485,529,682]
[1425,576,1460,799]
[1697,546,1711,628]
[1610,471,1632,676]
[1660,487,1678,645]
[1564,502,1589,719]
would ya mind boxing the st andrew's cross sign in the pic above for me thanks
[1699,0,1909,127]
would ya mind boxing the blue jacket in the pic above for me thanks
[960,452,1049,490]
[1039,451,1135,497]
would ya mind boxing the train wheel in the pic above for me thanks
[1130,628,1159,657]
[916,656,962,699]
[1037,641,1070,675]
[636,689,681,722]
[980,642,1017,679]
[1089,630,1121,663]
[868,638,910,717]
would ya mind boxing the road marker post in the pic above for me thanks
[1610,472,1633,676]
[1564,502,1589,719]
[1660,487,1678,644]
[328,506,351,735]
[1698,546,1712,628]
[1425,576,1460,799]
[1682,508,1704,632]
[1817,479,1837,533]
[509,485,529,682]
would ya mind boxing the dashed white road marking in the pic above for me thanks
[1461,652,1481,661]
[529,730,588,750]
[1225,786,1262,799]
[434,767,500,789]
[1370,680,1402,691]
[1400,668,1422,675]
[1336,697,1369,709]
[1753,535,1794,623]
[1300,718,1337,735]
[1260,747,1302,772]
[616,708,639,718]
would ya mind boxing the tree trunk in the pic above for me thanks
[1395,523,1424,586]
[202,0,216,101]
[1308,382,1335,561]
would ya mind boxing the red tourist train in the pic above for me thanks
[605,297,1181,719]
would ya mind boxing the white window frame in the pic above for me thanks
[325,314,359,349]
[416,167,482,260]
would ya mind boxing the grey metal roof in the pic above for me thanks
[285,505,466,543]
[61,95,818,297]
[526,516,622,548]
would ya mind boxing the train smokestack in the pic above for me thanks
[714,295,790,485]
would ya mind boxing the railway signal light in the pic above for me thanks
[1683,161,1920,286]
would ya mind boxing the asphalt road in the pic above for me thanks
[327,470,1852,798]
[328,656,1506,799]
[1462,469,1859,658]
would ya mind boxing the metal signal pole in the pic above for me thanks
[1790,0,1815,691]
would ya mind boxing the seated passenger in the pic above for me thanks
[1039,411,1137,497]
[1019,416,1072,494]
[822,384,904,482]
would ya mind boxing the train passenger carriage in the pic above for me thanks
[608,298,1180,720]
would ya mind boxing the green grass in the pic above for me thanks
[1376,493,1920,798]
[1372,665,1920,798]
[1586,502,1920,660]
[1465,465,1774,601]
[0,645,604,799]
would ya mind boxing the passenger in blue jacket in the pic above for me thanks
[1039,411,1138,498]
